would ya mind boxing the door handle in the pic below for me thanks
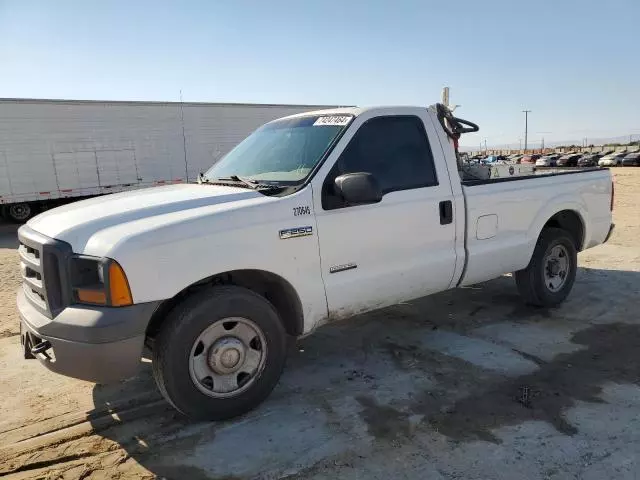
[439,200,453,225]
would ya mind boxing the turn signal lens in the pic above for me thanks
[76,289,107,305]
[109,261,133,307]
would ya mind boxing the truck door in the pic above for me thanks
[312,112,457,320]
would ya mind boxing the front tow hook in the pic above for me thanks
[31,340,52,358]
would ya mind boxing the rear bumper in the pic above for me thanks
[18,289,160,383]
[604,223,615,244]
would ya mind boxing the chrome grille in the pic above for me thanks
[18,226,73,318]
[19,238,49,312]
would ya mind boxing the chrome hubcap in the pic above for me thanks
[544,244,570,292]
[189,317,266,398]
[209,337,245,374]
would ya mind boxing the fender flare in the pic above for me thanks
[525,196,588,258]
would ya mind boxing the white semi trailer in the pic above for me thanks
[0,98,333,222]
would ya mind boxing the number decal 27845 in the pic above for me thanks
[293,206,311,216]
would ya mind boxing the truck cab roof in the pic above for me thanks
[277,106,427,121]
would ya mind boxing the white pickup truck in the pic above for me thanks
[17,104,614,420]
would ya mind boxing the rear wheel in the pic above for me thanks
[515,227,577,307]
[152,286,288,420]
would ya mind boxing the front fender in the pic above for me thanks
[97,188,329,334]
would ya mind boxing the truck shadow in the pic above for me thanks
[88,266,640,479]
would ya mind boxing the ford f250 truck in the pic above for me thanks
[17,104,614,420]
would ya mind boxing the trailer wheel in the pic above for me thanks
[515,227,577,307]
[6,203,34,223]
[152,285,288,420]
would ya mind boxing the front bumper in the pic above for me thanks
[18,289,160,383]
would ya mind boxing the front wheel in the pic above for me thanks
[152,286,288,420]
[515,227,577,307]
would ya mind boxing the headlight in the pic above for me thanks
[69,256,133,307]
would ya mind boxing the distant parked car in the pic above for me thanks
[577,153,602,167]
[536,154,559,167]
[556,153,582,166]
[622,152,640,166]
[483,155,508,163]
[599,152,627,167]
[520,154,541,164]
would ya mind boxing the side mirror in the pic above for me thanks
[334,172,382,205]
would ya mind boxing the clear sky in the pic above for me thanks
[1,0,639,148]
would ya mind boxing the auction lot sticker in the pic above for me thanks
[313,115,352,126]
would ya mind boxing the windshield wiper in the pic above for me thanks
[216,175,259,189]
[202,174,283,192]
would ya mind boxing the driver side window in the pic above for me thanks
[322,115,438,210]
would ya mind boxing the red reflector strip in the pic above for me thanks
[39,192,50,195]
[156,181,166,185]
[173,179,183,183]
[60,189,72,193]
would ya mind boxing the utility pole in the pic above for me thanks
[522,110,531,151]
[541,137,545,151]
[179,89,189,181]
[519,138,522,151]
[484,138,488,153]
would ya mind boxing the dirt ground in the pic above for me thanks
[1,169,639,480]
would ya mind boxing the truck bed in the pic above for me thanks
[458,167,612,286]
[461,167,605,186]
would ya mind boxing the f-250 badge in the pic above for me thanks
[279,226,313,239]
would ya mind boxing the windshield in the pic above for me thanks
[203,114,353,184]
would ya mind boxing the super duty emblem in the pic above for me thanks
[279,226,313,239]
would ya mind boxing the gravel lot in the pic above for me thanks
[1,168,639,480]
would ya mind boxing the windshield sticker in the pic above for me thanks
[313,115,351,127]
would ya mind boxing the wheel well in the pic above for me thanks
[542,210,584,251]
[145,269,304,341]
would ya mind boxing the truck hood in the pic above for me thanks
[28,184,270,253]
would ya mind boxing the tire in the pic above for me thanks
[6,203,35,223]
[152,285,288,420]
[515,227,577,307]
